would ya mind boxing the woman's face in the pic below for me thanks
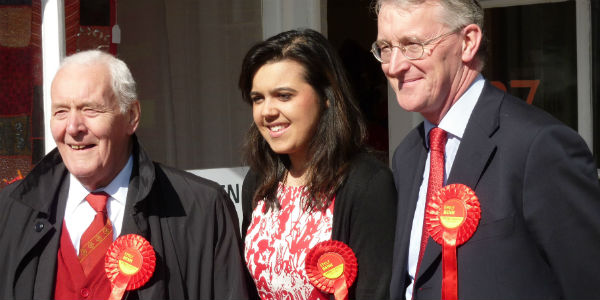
[250,59,322,166]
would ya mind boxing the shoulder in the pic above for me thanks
[340,152,396,198]
[151,162,228,206]
[242,168,259,192]
[481,82,568,132]
[491,88,585,152]
[346,152,393,180]
[392,125,424,158]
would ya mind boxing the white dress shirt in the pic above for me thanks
[63,155,133,254]
[405,75,485,300]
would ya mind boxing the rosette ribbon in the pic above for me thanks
[305,240,358,300]
[105,234,156,300]
[425,184,480,300]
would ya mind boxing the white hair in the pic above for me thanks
[58,50,137,113]
[374,0,483,29]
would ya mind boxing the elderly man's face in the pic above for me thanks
[377,2,464,123]
[50,63,138,190]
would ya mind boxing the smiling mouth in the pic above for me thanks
[402,77,421,83]
[69,144,94,150]
[269,125,288,132]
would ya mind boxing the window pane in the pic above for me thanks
[482,1,578,131]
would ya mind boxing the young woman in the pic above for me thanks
[239,29,397,300]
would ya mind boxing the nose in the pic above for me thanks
[260,98,278,120]
[65,111,86,137]
[385,47,411,76]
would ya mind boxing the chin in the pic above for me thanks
[64,160,98,177]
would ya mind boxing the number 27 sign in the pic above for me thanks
[491,80,540,104]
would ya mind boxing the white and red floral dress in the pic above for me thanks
[244,183,334,300]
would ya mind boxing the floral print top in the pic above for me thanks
[245,183,334,300]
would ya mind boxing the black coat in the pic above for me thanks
[242,153,397,300]
[0,137,249,300]
[390,81,600,299]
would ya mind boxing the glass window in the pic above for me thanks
[482,1,578,131]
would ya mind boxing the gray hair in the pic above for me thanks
[58,50,137,113]
[374,0,486,66]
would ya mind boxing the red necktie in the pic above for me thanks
[415,128,447,287]
[79,192,113,276]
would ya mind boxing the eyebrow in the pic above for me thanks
[271,87,297,93]
[378,34,425,45]
[251,87,297,96]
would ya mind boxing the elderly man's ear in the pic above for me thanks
[127,100,141,135]
[461,24,483,64]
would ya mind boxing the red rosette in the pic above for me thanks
[425,183,481,246]
[305,240,357,300]
[425,183,480,300]
[105,234,156,300]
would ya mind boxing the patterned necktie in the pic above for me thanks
[416,128,447,282]
[79,191,113,276]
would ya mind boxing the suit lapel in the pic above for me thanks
[448,81,501,188]
[416,81,502,281]
[391,126,428,293]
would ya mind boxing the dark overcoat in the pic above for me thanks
[0,137,249,300]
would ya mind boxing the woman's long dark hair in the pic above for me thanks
[239,28,367,211]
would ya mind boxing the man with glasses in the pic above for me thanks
[372,0,600,299]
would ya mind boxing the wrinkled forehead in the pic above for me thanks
[377,0,438,12]
[376,1,447,40]
[51,63,115,103]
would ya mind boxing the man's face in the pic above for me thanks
[377,2,463,123]
[50,63,139,190]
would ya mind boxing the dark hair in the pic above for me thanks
[239,28,367,211]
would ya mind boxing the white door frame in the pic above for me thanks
[41,0,65,153]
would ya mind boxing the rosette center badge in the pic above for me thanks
[105,234,156,300]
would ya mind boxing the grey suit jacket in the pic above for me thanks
[390,81,600,300]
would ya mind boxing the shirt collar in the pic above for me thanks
[425,74,485,147]
[66,155,133,207]
[101,155,133,206]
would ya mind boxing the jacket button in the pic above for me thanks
[80,287,90,298]
[34,222,44,232]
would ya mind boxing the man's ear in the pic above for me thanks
[127,100,141,135]
[461,24,482,64]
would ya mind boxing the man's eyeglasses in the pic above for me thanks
[371,29,460,63]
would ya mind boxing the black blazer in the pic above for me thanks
[242,153,397,300]
[390,81,600,300]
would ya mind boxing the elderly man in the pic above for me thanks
[371,0,600,299]
[0,50,249,299]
